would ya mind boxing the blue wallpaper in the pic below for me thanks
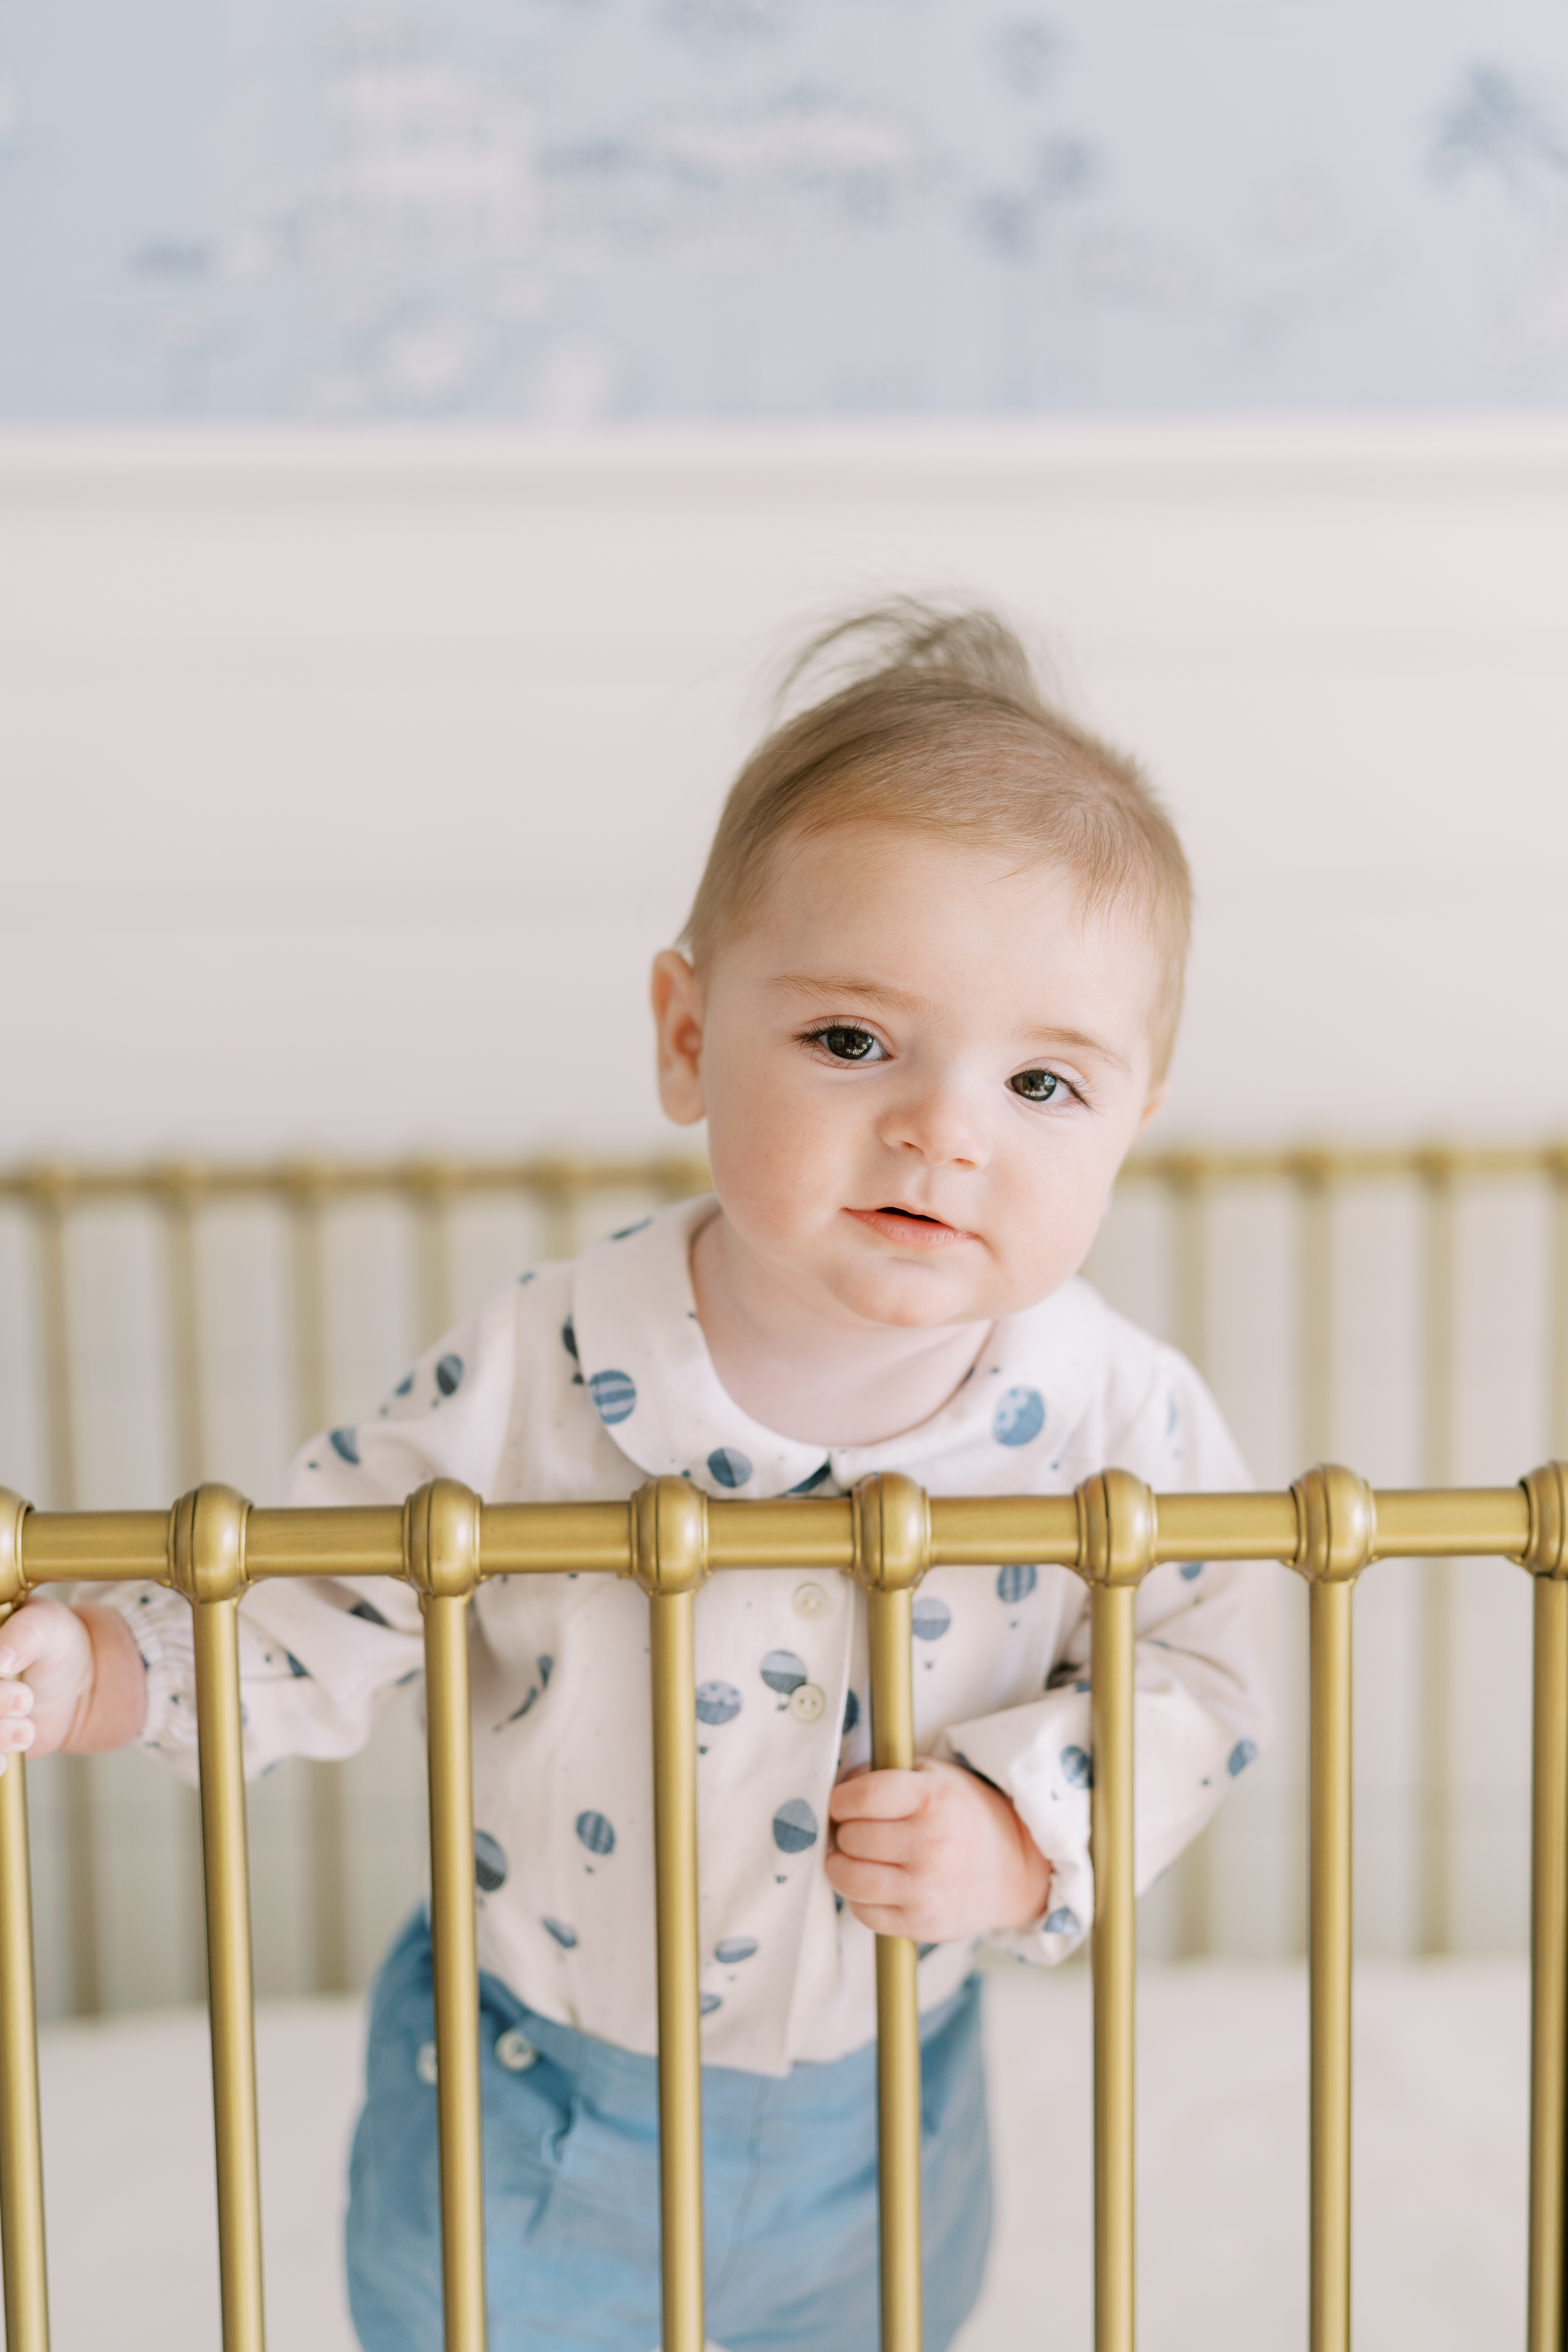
[2,2,1567,417]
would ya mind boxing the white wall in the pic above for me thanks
[3,420,1566,1165]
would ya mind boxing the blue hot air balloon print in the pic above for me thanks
[772,1799,818,1855]
[1180,1561,1205,1582]
[696,1681,742,1727]
[394,1372,415,1397]
[714,1936,758,1965]
[543,1917,578,1949]
[576,1810,616,1857]
[329,1426,360,1466]
[1044,1906,1081,1937]
[1228,1739,1258,1777]
[611,1218,651,1240]
[911,1595,951,1642]
[842,1689,860,1736]
[588,1370,637,1426]
[707,1446,752,1489]
[1060,1744,1093,1790]
[760,1651,808,1696]
[561,1319,579,1361]
[435,1353,464,1398]
[996,1563,1038,1604]
[349,1599,390,1628]
[474,1831,508,1893]
[699,1993,722,2015]
[993,1386,1046,1446]
[788,1461,833,1495]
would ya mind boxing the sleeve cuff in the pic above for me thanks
[80,1583,198,1765]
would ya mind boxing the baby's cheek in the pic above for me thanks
[1007,1171,1114,1299]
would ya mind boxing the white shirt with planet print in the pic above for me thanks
[102,1195,1270,2077]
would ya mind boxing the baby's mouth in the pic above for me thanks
[845,1205,977,1249]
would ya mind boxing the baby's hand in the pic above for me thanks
[0,1598,145,1773]
[826,1759,1052,1943]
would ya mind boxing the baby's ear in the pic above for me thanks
[1135,1078,1169,1136]
[650,951,706,1125]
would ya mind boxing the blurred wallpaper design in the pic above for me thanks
[4,0,1568,419]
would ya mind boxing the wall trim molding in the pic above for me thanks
[3,417,1568,505]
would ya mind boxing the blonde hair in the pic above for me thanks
[682,601,1192,1080]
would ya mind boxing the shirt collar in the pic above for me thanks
[570,1194,1097,1499]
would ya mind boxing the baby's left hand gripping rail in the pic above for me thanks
[0,1468,1565,2352]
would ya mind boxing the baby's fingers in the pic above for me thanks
[828,1768,926,1824]
[824,1850,907,1911]
[0,1684,36,1774]
[0,1597,73,1679]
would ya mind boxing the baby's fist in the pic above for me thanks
[0,1597,99,1771]
[826,1759,1052,1944]
[0,1595,154,1773]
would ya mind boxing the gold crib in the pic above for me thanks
[0,1462,1565,2352]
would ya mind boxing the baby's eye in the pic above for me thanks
[811,1024,885,1063]
[1009,1068,1066,1104]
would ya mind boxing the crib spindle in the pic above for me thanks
[1080,1471,1156,2352]
[1417,1155,1458,1959]
[0,1752,47,2352]
[1295,1466,1373,2352]
[0,1488,49,2352]
[1525,1465,1568,2352]
[407,1480,489,2352]
[633,1479,711,2352]
[855,1474,929,2352]
[176,1484,267,2352]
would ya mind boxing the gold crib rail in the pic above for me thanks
[0,1466,1565,2352]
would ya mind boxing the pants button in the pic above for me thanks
[788,1682,826,1722]
[495,2025,539,2072]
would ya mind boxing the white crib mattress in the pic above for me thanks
[17,1957,1528,2351]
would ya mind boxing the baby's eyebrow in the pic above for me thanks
[1027,1024,1132,1077]
[769,973,929,1016]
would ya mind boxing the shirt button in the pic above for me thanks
[495,2027,539,2073]
[793,1583,830,1621]
[415,2040,438,2085]
[789,1683,826,1722]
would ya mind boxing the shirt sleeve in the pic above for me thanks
[94,1294,521,1785]
[935,1346,1273,1966]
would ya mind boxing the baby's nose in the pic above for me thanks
[884,1083,990,1169]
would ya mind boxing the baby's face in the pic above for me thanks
[655,825,1166,1331]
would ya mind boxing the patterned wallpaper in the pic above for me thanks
[2,1,1567,418]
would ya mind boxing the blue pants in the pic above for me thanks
[347,1911,992,2350]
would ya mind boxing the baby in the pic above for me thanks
[0,604,1269,2352]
